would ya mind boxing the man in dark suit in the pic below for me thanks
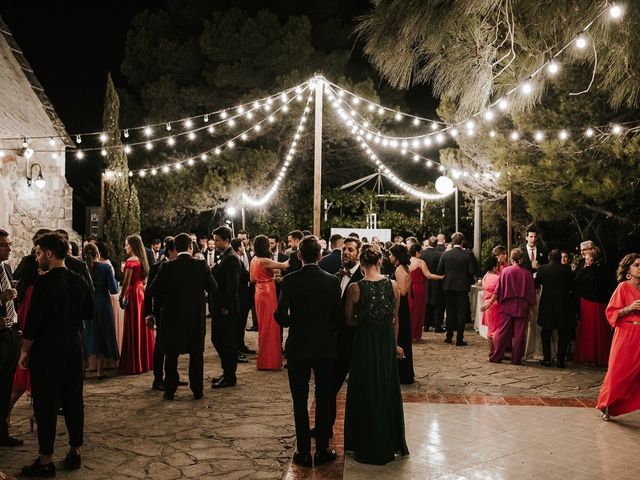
[328,236,363,436]
[149,233,217,400]
[437,232,475,346]
[284,230,304,276]
[275,235,341,468]
[435,233,447,252]
[150,239,162,264]
[421,236,445,332]
[318,234,343,275]
[521,225,547,274]
[54,229,93,289]
[0,229,22,447]
[210,226,241,388]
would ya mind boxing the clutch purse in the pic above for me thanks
[118,296,129,309]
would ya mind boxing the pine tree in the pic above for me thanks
[102,73,141,266]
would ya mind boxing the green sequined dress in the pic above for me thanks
[344,277,409,465]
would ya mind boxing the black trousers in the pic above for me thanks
[329,327,354,431]
[0,326,20,438]
[541,328,572,364]
[287,357,332,454]
[237,303,250,350]
[153,320,165,382]
[30,341,84,455]
[426,304,445,330]
[164,352,203,395]
[444,291,470,343]
[211,312,238,383]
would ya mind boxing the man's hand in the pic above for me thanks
[0,288,17,304]
[18,350,29,370]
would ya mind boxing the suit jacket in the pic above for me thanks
[148,254,217,354]
[535,262,575,330]
[65,255,94,291]
[421,247,444,305]
[0,262,17,317]
[144,258,166,319]
[335,266,364,357]
[318,249,342,275]
[275,264,341,359]
[284,249,302,277]
[211,247,241,315]
[436,246,475,292]
[521,244,548,273]
[238,258,251,313]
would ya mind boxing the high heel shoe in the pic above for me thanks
[600,407,610,422]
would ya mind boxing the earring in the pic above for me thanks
[627,273,631,280]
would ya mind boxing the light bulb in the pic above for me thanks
[510,131,519,141]
[188,132,196,140]
[101,148,107,156]
[435,133,445,144]
[208,126,215,134]
[489,130,496,138]
[558,129,569,141]
[413,118,420,126]
[377,107,384,115]
[145,142,153,150]
[254,124,262,132]
[229,118,236,127]
[466,120,475,130]
[413,154,420,162]
[241,133,248,141]
[220,111,228,119]
[167,137,175,146]
[123,130,129,138]
[166,123,172,131]
[450,128,458,138]
[497,98,508,111]
[394,112,402,122]
[124,145,132,154]
[431,122,438,131]
[175,163,182,170]
[151,169,157,175]
[521,81,533,95]
[575,36,587,49]
[426,160,433,167]
[534,131,544,142]
[483,109,494,121]
[187,158,194,166]
[610,5,622,19]
[76,150,84,159]
[49,138,56,146]
[162,166,170,173]
[585,128,594,138]
[611,124,623,135]
[547,62,559,75]
[139,170,146,177]
[99,133,107,143]
[201,153,208,161]
[144,127,152,137]
[204,114,209,122]
[128,172,133,177]
[76,135,82,144]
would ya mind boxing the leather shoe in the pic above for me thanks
[193,391,203,400]
[0,435,23,447]
[540,360,552,367]
[434,327,445,333]
[246,325,258,332]
[163,391,175,401]
[292,451,312,468]
[444,338,453,344]
[177,380,188,387]
[455,341,468,347]
[152,380,166,391]
[63,450,81,470]
[314,449,337,466]
[211,375,223,384]
[237,354,249,364]
[212,377,236,389]
[20,458,56,477]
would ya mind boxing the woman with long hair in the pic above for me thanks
[480,256,501,357]
[389,244,414,384]
[83,243,119,379]
[250,235,289,370]
[119,235,154,374]
[408,243,442,342]
[597,253,640,421]
[344,244,408,465]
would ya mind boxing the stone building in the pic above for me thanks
[0,15,76,267]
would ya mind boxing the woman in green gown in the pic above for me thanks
[344,243,409,465]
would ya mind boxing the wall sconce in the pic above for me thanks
[27,163,46,189]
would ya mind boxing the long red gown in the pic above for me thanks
[409,266,427,342]
[575,298,613,366]
[482,272,500,339]
[597,281,640,417]
[119,258,154,375]
[12,285,33,394]
[250,258,283,370]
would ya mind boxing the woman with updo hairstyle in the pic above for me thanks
[597,253,640,421]
[389,244,414,384]
[480,255,501,356]
[408,242,443,342]
[344,243,408,465]
[492,245,508,272]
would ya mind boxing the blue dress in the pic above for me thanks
[84,262,120,359]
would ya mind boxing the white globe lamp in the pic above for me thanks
[435,176,454,195]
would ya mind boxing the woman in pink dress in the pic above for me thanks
[119,235,154,375]
[481,256,501,356]
[492,245,508,273]
[408,243,442,342]
[250,235,289,370]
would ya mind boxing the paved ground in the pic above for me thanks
[2,326,608,479]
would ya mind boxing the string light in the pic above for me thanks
[610,5,622,19]
[547,62,560,75]
[575,36,588,49]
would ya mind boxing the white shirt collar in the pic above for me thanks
[178,251,191,257]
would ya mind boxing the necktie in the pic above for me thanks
[0,265,16,324]
[530,248,535,262]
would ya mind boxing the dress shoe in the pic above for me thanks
[211,377,236,389]
[239,346,256,354]
[237,354,249,364]
[444,338,453,344]
[193,391,203,400]
[20,458,55,477]
[177,380,188,386]
[152,380,166,391]
[63,450,81,470]
[455,341,468,347]
[292,451,312,468]
[314,449,337,466]
[246,325,258,332]
[0,435,23,447]
[163,391,175,401]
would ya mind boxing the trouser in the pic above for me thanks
[287,357,332,454]
[237,304,250,350]
[0,326,20,438]
[153,320,165,382]
[164,352,203,395]
[329,327,354,431]
[490,313,528,365]
[211,312,238,383]
[30,341,84,455]
[426,304,445,330]
[444,291,469,343]
[541,328,571,364]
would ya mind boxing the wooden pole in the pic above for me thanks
[100,173,105,209]
[454,187,459,232]
[241,206,246,231]
[313,78,324,236]
[473,197,481,261]
[506,190,512,253]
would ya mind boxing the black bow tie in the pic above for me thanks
[338,268,353,278]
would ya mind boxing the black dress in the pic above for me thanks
[392,267,414,384]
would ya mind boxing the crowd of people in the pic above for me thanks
[1,224,639,475]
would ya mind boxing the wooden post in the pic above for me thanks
[419,199,424,225]
[473,197,481,261]
[454,187,459,232]
[506,190,512,253]
[241,206,246,231]
[100,172,105,209]
[313,78,324,236]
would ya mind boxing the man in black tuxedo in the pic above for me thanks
[437,232,475,346]
[275,235,341,468]
[318,234,343,275]
[210,226,241,388]
[328,236,363,435]
[284,230,304,276]
[0,229,22,447]
[435,233,446,252]
[421,236,445,332]
[148,233,217,400]
[521,225,547,274]
[150,239,162,264]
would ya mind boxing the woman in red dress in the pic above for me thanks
[597,253,640,421]
[574,248,614,366]
[408,243,442,342]
[481,256,501,356]
[119,235,154,375]
[250,235,288,370]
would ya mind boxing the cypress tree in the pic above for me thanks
[102,73,141,266]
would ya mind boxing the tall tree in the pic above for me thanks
[103,73,141,266]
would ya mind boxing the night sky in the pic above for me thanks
[0,1,438,231]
